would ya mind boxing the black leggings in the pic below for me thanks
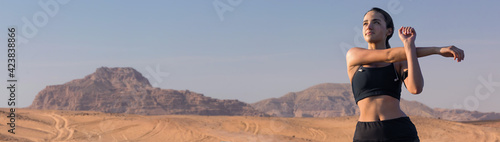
[353,117,419,142]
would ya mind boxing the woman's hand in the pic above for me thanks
[398,26,416,44]
[439,45,465,62]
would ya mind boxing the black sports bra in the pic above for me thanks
[351,63,406,104]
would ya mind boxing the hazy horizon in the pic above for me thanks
[0,1,499,113]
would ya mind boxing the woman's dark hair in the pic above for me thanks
[365,7,394,49]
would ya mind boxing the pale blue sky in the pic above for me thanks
[0,0,499,113]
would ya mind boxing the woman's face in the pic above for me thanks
[363,11,391,44]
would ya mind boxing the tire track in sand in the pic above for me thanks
[136,120,167,140]
[46,113,74,141]
[308,128,327,141]
[242,121,259,135]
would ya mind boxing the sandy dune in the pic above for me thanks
[1,108,499,142]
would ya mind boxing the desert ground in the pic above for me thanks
[1,108,499,142]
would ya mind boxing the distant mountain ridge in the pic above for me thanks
[28,67,265,116]
[251,83,500,121]
[251,83,357,117]
[27,67,500,121]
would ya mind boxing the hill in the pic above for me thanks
[252,83,500,121]
[28,67,264,116]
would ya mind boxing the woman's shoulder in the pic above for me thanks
[346,47,365,53]
[346,47,365,60]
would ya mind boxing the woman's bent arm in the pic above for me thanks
[399,27,424,94]
[403,42,424,94]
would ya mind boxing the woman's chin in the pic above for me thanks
[364,36,384,43]
[365,39,379,43]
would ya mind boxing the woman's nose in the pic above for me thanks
[367,23,374,29]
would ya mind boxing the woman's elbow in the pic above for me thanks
[409,88,423,95]
[408,85,424,95]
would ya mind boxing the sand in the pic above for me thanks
[0,108,499,142]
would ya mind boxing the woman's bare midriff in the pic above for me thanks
[357,95,406,122]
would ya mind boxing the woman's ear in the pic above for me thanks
[387,28,393,36]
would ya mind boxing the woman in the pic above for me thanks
[345,7,464,141]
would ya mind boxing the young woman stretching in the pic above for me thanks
[346,7,465,141]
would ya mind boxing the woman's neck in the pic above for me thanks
[367,41,386,50]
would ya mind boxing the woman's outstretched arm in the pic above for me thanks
[346,45,464,67]
[391,46,464,62]
[399,26,423,94]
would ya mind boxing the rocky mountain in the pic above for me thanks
[251,83,500,121]
[251,83,357,117]
[27,67,500,121]
[28,67,265,116]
